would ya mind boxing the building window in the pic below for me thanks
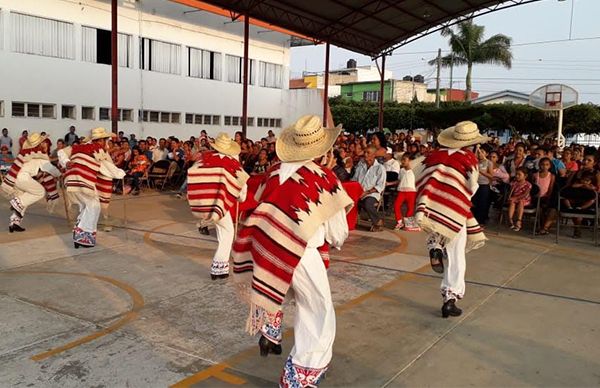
[0,101,4,117]
[12,102,25,117]
[99,107,110,121]
[224,116,231,126]
[121,109,133,121]
[27,104,40,118]
[194,114,203,124]
[256,117,281,127]
[212,115,220,125]
[275,119,282,127]
[141,110,180,123]
[12,102,55,118]
[11,13,74,59]
[203,115,211,125]
[185,113,194,124]
[140,38,181,75]
[188,47,222,80]
[232,116,240,126]
[257,118,263,127]
[226,55,255,84]
[259,61,283,88]
[62,105,76,119]
[247,117,254,127]
[82,26,133,68]
[362,91,380,102]
[82,106,95,120]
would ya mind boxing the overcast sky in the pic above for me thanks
[289,0,600,103]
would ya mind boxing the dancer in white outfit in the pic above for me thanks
[232,116,352,387]
[60,128,125,248]
[187,133,249,279]
[1,133,61,232]
[415,121,488,317]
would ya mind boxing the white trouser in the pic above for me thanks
[13,174,45,215]
[290,246,336,369]
[69,192,101,233]
[441,224,467,302]
[211,212,234,275]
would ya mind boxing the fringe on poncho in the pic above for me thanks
[1,148,59,202]
[232,161,353,334]
[415,149,486,252]
[187,151,249,221]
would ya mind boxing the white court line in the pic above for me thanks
[380,247,551,388]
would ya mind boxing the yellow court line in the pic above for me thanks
[169,257,431,387]
[0,271,144,361]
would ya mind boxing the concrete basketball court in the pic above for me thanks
[0,192,598,387]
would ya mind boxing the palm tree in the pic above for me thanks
[430,20,512,102]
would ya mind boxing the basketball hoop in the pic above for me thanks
[529,84,578,149]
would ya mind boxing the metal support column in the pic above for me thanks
[378,54,386,131]
[111,0,118,134]
[323,42,330,126]
[242,14,250,137]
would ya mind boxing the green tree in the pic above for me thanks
[430,20,513,102]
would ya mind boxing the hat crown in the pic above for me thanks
[292,115,326,147]
[27,133,42,144]
[214,132,233,148]
[452,121,480,141]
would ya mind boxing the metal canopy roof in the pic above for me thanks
[171,0,541,57]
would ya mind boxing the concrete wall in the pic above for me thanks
[393,81,435,103]
[0,0,322,149]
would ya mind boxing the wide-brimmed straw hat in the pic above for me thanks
[210,132,241,156]
[90,127,112,141]
[276,115,342,162]
[437,121,490,149]
[23,133,47,149]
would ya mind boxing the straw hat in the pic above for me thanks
[90,127,112,141]
[23,133,47,149]
[210,132,241,156]
[276,115,342,162]
[437,121,490,149]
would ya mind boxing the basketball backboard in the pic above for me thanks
[529,84,578,111]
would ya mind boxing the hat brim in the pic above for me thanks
[24,135,47,149]
[211,140,241,156]
[91,133,111,141]
[437,126,490,148]
[276,124,343,162]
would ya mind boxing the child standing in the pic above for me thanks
[394,154,420,231]
[507,167,532,232]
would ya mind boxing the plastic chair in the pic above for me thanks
[556,189,598,245]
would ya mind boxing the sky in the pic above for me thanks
[289,0,600,103]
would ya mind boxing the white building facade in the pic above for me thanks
[0,0,323,148]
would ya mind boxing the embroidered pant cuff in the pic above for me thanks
[441,288,463,303]
[210,261,229,276]
[280,356,328,388]
[261,310,283,345]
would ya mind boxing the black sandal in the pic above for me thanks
[429,248,445,274]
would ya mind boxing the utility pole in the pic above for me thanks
[435,48,441,108]
[449,53,454,102]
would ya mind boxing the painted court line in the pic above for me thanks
[380,247,550,388]
[0,271,144,361]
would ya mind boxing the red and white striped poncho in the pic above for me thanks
[64,143,105,195]
[1,147,59,202]
[187,151,249,221]
[62,145,113,205]
[415,149,486,251]
[232,161,352,333]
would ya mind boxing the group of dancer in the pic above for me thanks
[2,116,489,387]
[1,127,125,247]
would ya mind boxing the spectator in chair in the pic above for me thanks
[352,145,386,232]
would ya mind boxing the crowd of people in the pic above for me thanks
[1,124,599,237]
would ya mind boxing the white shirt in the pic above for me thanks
[279,161,349,249]
[19,158,61,178]
[384,158,401,175]
[152,147,168,163]
[397,169,416,192]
